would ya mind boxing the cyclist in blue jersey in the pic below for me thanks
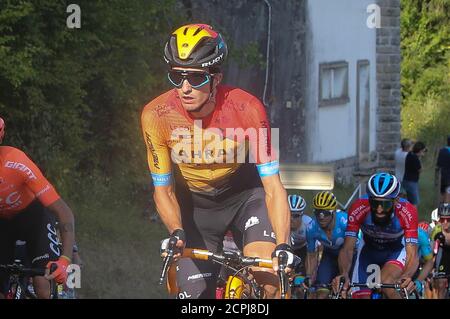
[411,224,434,296]
[288,194,312,275]
[305,191,349,299]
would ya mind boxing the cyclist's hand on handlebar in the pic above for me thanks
[399,276,415,293]
[332,274,350,298]
[271,243,296,273]
[160,229,186,261]
[45,255,70,284]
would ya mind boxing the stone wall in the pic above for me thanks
[181,0,308,163]
[375,0,402,169]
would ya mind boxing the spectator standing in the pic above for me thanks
[395,138,413,183]
[436,135,450,203]
[403,141,427,206]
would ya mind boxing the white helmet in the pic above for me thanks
[431,208,439,223]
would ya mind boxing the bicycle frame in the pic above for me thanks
[0,261,58,299]
[160,247,287,299]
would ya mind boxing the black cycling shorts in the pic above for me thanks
[175,187,276,299]
[0,200,60,294]
[436,247,450,278]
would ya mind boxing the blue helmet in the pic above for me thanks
[367,173,400,199]
[288,194,307,213]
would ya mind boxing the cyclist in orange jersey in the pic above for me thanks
[141,24,293,299]
[0,117,75,298]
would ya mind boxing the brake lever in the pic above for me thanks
[277,251,288,299]
[159,236,178,285]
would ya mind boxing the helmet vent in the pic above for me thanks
[193,27,202,36]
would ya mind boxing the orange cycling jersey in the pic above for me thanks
[0,146,60,219]
[141,85,279,196]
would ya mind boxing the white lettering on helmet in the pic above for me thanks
[201,53,224,67]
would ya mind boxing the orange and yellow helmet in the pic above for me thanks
[164,23,228,69]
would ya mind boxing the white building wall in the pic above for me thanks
[305,0,378,163]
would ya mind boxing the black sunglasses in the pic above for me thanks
[167,70,211,88]
[291,214,302,219]
[314,209,333,218]
[369,198,394,211]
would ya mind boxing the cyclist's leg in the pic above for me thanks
[0,218,16,299]
[434,248,450,299]
[175,192,236,299]
[314,249,339,299]
[434,278,448,299]
[232,187,278,298]
[18,201,60,299]
[350,239,375,299]
[380,246,407,299]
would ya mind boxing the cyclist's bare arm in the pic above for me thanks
[260,174,290,245]
[417,257,434,282]
[47,198,75,260]
[154,185,185,257]
[338,236,357,277]
[402,243,419,279]
[306,251,318,282]
[154,185,182,234]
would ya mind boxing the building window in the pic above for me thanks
[319,61,349,106]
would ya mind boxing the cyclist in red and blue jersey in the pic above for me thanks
[332,172,419,299]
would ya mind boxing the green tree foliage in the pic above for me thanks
[401,0,450,152]
[0,0,184,197]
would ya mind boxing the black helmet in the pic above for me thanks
[164,24,228,69]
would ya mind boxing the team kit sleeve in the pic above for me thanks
[141,107,173,186]
[16,150,60,206]
[398,202,419,244]
[244,96,279,178]
[306,221,317,253]
[418,230,433,261]
[344,200,364,238]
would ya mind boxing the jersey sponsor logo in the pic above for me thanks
[405,237,418,244]
[245,216,260,231]
[263,230,276,239]
[32,253,50,264]
[397,204,414,228]
[151,173,172,186]
[345,231,358,237]
[256,161,279,177]
[0,191,22,210]
[156,104,174,117]
[5,161,37,180]
[145,132,161,170]
[350,202,369,221]
[36,184,51,197]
